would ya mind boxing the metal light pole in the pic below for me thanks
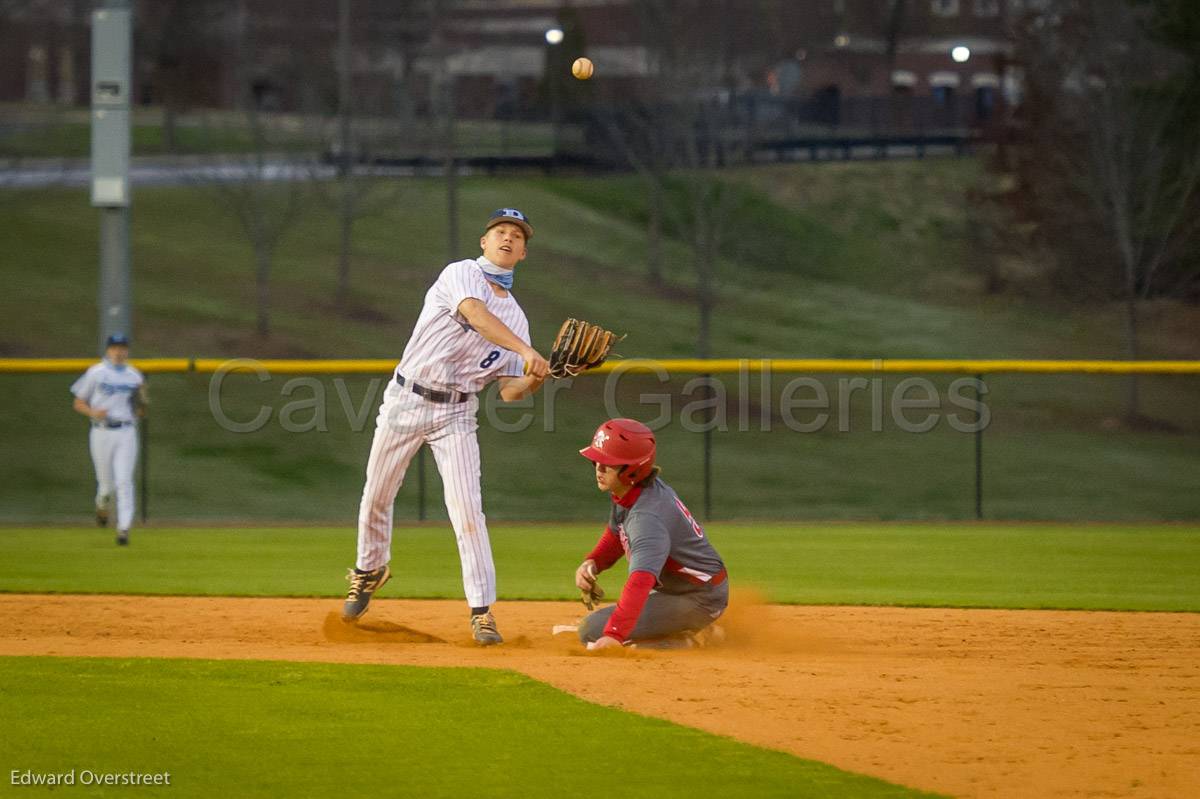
[91,0,133,354]
[545,28,564,162]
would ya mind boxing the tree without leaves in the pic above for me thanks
[1136,0,1200,186]
[207,108,309,338]
[1010,0,1200,418]
[884,0,910,76]
[595,0,783,356]
[197,0,311,338]
[875,0,912,136]
[428,0,460,264]
[0,1,85,194]
[332,0,357,305]
[309,0,423,309]
[541,3,590,153]
[136,0,224,152]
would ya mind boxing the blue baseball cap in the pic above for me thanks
[105,333,131,347]
[485,208,533,240]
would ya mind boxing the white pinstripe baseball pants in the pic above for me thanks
[355,380,496,608]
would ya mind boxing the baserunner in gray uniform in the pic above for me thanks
[574,418,728,649]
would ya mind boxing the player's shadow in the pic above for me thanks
[322,611,445,644]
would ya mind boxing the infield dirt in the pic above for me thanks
[1,592,1196,799]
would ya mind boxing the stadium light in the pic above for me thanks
[545,28,564,45]
[952,46,971,63]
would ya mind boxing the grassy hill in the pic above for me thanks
[2,158,1198,522]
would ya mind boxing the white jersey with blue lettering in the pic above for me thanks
[71,359,144,534]
[70,360,145,423]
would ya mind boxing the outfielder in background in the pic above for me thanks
[343,208,551,645]
[575,418,729,649]
[70,333,147,546]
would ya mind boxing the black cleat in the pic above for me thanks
[342,565,391,622]
[116,530,129,546]
[471,612,503,646]
[96,507,109,527]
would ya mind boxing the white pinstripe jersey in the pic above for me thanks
[397,258,530,394]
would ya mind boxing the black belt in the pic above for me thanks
[93,420,134,429]
[395,372,469,404]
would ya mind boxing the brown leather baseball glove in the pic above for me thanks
[548,318,618,379]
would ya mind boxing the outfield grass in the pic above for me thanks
[2,163,1197,522]
[0,657,931,798]
[0,112,557,158]
[1,122,277,158]
[0,524,1196,611]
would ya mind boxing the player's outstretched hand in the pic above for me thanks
[576,559,605,610]
[575,559,598,592]
[523,348,550,380]
[587,636,623,651]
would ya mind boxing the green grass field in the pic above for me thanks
[1,523,1197,610]
[2,160,1198,523]
[0,657,933,798]
[0,107,557,159]
[2,521,1194,796]
[5,140,1196,798]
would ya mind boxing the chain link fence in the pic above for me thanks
[3,358,1198,524]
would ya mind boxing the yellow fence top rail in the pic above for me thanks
[593,358,1200,375]
[2,357,1199,375]
[190,358,398,375]
[0,358,193,374]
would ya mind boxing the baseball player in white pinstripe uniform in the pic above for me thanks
[70,333,147,546]
[342,208,550,644]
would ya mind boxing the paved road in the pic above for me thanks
[1,141,965,189]
[0,157,430,189]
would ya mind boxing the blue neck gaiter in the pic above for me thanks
[477,257,514,291]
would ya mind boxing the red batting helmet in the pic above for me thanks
[579,418,656,486]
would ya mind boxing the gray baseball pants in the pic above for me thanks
[578,582,728,644]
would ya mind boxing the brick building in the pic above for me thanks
[787,0,1022,131]
[0,0,1025,130]
[0,1,91,107]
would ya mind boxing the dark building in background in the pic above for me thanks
[1,0,91,107]
[788,0,1019,131]
[0,0,1023,131]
